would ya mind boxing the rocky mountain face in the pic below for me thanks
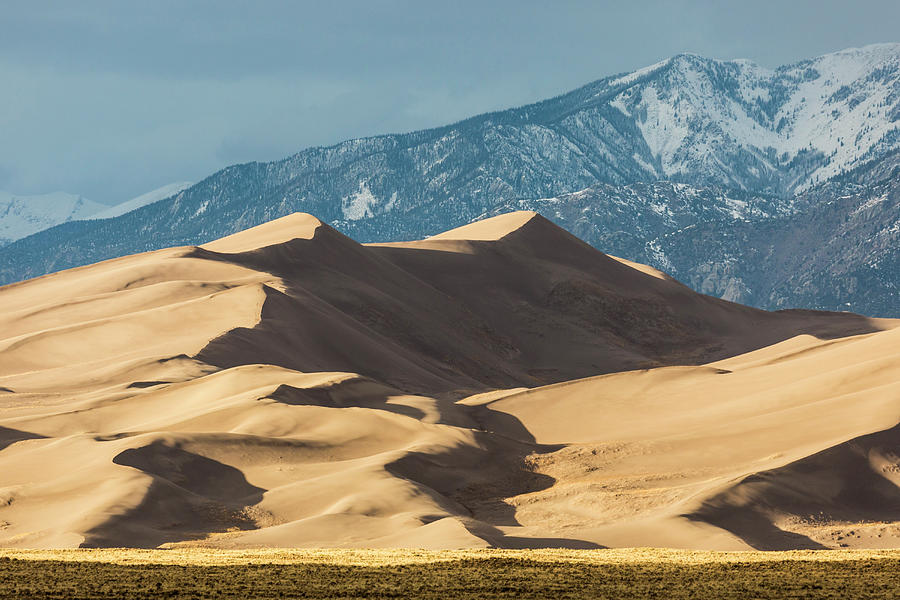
[0,44,898,314]
[483,182,783,270]
[653,163,900,317]
[493,172,899,317]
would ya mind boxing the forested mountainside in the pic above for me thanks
[1,44,898,314]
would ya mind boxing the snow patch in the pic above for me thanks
[646,239,675,273]
[342,181,379,221]
[852,194,888,215]
[724,197,749,219]
[384,191,399,212]
[194,200,209,217]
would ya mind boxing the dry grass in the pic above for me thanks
[2,548,900,599]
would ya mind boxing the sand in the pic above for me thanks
[0,211,897,549]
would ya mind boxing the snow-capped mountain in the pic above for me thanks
[0,183,193,246]
[0,191,104,246]
[90,182,193,220]
[606,43,900,194]
[0,44,898,315]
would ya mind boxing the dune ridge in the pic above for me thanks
[0,211,897,550]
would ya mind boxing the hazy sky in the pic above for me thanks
[3,0,899,204]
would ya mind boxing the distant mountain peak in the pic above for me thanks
[0,191,104,246]
[91,182,193,220]
[602,43,900,193]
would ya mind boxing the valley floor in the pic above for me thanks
[1,548,899,599]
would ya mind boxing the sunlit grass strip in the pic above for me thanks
[3,547,900,565]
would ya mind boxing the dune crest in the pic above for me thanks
[0,211,897,550]
[427,211,540,241]
[201,213,324,253]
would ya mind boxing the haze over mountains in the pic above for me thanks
[0,192,103,246]
[0,182,193,246]
[1,43,898,315]
[1,212,898,550]
[89,182,193,220]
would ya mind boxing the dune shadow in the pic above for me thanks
[463,520,606,549]
[386,440,556,529]
[192,237,892,405]
[269,381,427,421]
[83,441,266,548]
[684,506,828,551]
[126,381,171,389]
[775,308,887,339]
[687,422,900,550]
[187,236,521,394]
[0,426,46,452]
[385,404,598,548]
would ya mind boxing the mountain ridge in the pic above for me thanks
[1,43,898,315]
[0,182,195,247]
[0,191,103,246]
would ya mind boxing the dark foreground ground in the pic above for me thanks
[1,549,899,599]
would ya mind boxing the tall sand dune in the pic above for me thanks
[0,211,897,549]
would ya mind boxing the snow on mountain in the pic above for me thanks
[0,182,193,246]
[777,44,900,187]
[606,43,900,194]
[90,181,193,220]
[0,191,104,245]
[341,181,379,221]
[1,44,899,316]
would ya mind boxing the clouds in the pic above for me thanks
[1,0,898,204]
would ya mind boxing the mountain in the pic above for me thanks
[480,182,782,279]
[0,191,103,246]
[0,183,193,248]
[652,174,900,316]
[90,182,193,220]
[484,159,900,317]
[1,211,897,549]
[0,44,898,312]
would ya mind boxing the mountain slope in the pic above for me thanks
[0,182,193,248]
[91,182,193,220]
[486,165,899,317]
[1,212,896,549]
[1,44,898,294]
[0,191,103,246]
[656,177,900,316]
[481,182,782,279]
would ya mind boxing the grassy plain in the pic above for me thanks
[1,548,899,599]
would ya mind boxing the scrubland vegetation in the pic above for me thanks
[1,548,899,599]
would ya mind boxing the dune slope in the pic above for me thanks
[0,211,897,549]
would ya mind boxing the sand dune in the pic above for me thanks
[0,211,897,549]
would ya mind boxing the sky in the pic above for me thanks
[2,0,899,205]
